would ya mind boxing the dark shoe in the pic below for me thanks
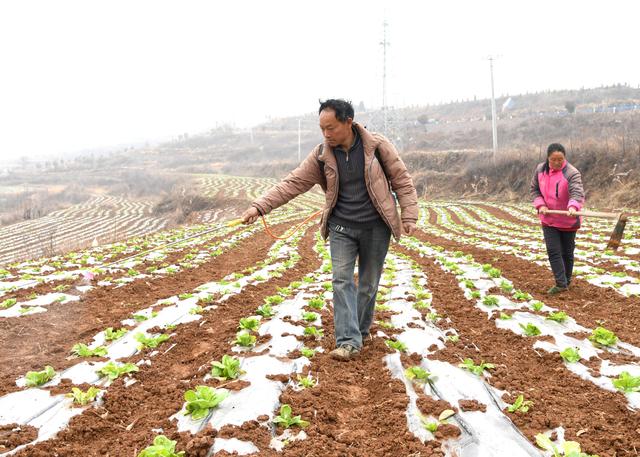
[547,286,568,295]
[329,344,360,361]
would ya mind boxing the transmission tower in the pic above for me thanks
[380,20,389,137]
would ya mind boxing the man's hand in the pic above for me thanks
[539,206,549,215]
[567,207,578,216]
[241,206,261,225]
[403,222,417,236]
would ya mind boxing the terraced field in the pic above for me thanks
[0,191,638,456]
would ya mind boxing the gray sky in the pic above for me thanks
[0,0,638,160]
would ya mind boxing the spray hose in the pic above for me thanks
[228,210,322,240]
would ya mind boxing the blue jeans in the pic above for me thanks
[328,221,391,349]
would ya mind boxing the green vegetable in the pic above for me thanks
[499,281,513,292]
[211,355,244,380]
[519,323,541,336]
[385,339,407,352]
[72,343,108,357]
[183,386,229,421]
[303,326,324,339]
[589,327,617,347]
[404,366,431,383]
[297,374,316,388]
[546,311,568,323]
[256,304,275,317]
[530,301,544,312]
[499,312,513,320]
[68,386,101,405]
[272,404,309,429]
[264,295,284,305]
[612,371,640,393]
[302,312,319,322]
[238,317,260,332]
[376,319,394,329]
[507,394,533,413]
[234,331,257,347]
[300,347,316,358]
[25,365,56,387]
[135,333,170,349]
[512,290,532,301]
[1,298,17,309]
[458,358,494,376]
[104,327,127,341]
[482,295,499,307]
[560,347,581,363]
[307,297,325,309]
[97,362,139,380]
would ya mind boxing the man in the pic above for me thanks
[241,99,418,361]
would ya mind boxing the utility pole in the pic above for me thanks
[297,119,301,162]
[488,56,499,163]
[380,20,389,136]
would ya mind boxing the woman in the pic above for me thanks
[530,143,585,294]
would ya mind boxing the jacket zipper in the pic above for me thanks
[555,182,559,198]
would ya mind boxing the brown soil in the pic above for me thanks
[0,221,295,396]
[397,241,640,457]
[458,399,487,412]
[0,424,37,454]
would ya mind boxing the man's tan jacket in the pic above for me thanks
[252,122,419,240]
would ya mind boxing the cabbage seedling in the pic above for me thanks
[68,386,101,406]
[273,404,309,429]
[589,327,617,347]
[135,333,170,350]
[507,394,533,413]
[303,326,324,339]
[546,311,568,323]
[458,359,494,376]
[184,386,229,420]
[234,331,256,347]
[559,347,581,363]
[25,366,56,387]
[300,347,316,358]
[297,374,316,389]
[302,312,319,322]
[256,304,275,318]
[307,297,324,309]
[612,371,640,393]
[530,301,544,312]
[385,339,407,352]
[482,295,499,307]
[104,327,127,341]
[72,343,108,357]
[519,323,541,337]
[97,362,139,380]
[137,435,185,457]
[404,366,431,384]
[211,355,244,381]
[238,317,260,332]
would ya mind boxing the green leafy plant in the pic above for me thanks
[375,303,391,311]
[530,301,544,312]
[104,327,127,341]
[256,304,275,318]
[264,295,284,305]
[499,281,513,292]
[512,290,532,301]
[72,343,108,357]
[184,386,229,420]
[560,347,581,363]
[546,311,568,323]
[133,311,158,322]
[297,374,316,388]
[234,331,257,347]
[272,404,309,429]
[238,317,260,332]
[67,386,101,405]
[470,290,482,299]
[303,326,324,339]
[507,394,533,413]
[1,298,17,309]
[612,371,640,393]
[300,347,316,358]
[447,334,460,343]
[302,312,319,322]
[189,305,204,315]
[385,339,407,352]
[420,409,455,434]
[97,362,139,380]
[459,358,494,376]
[519,323,541,337]
[211,355,244,380]
[404,366,431,384]
[376,319,394,329]
[488,268,501,278]
[482,295,499,307]
[535,433,599,457]
[589,327,618,347]
[25,365,56,387]
[307,297,325,310]
[499,312,513,320]
[135,333,170,349]
[413,300,430,310]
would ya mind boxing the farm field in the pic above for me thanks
[0,180,639,456]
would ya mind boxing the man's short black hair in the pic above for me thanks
[318,99,354,122]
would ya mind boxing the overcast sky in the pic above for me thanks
[0,0,638,160]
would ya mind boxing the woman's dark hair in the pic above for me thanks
[318,99,354,122]
[543,143,566,173]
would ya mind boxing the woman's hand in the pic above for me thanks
[539,206,549,214]
[567,207,578,216]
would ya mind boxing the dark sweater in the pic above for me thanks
[328,129,384,228]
